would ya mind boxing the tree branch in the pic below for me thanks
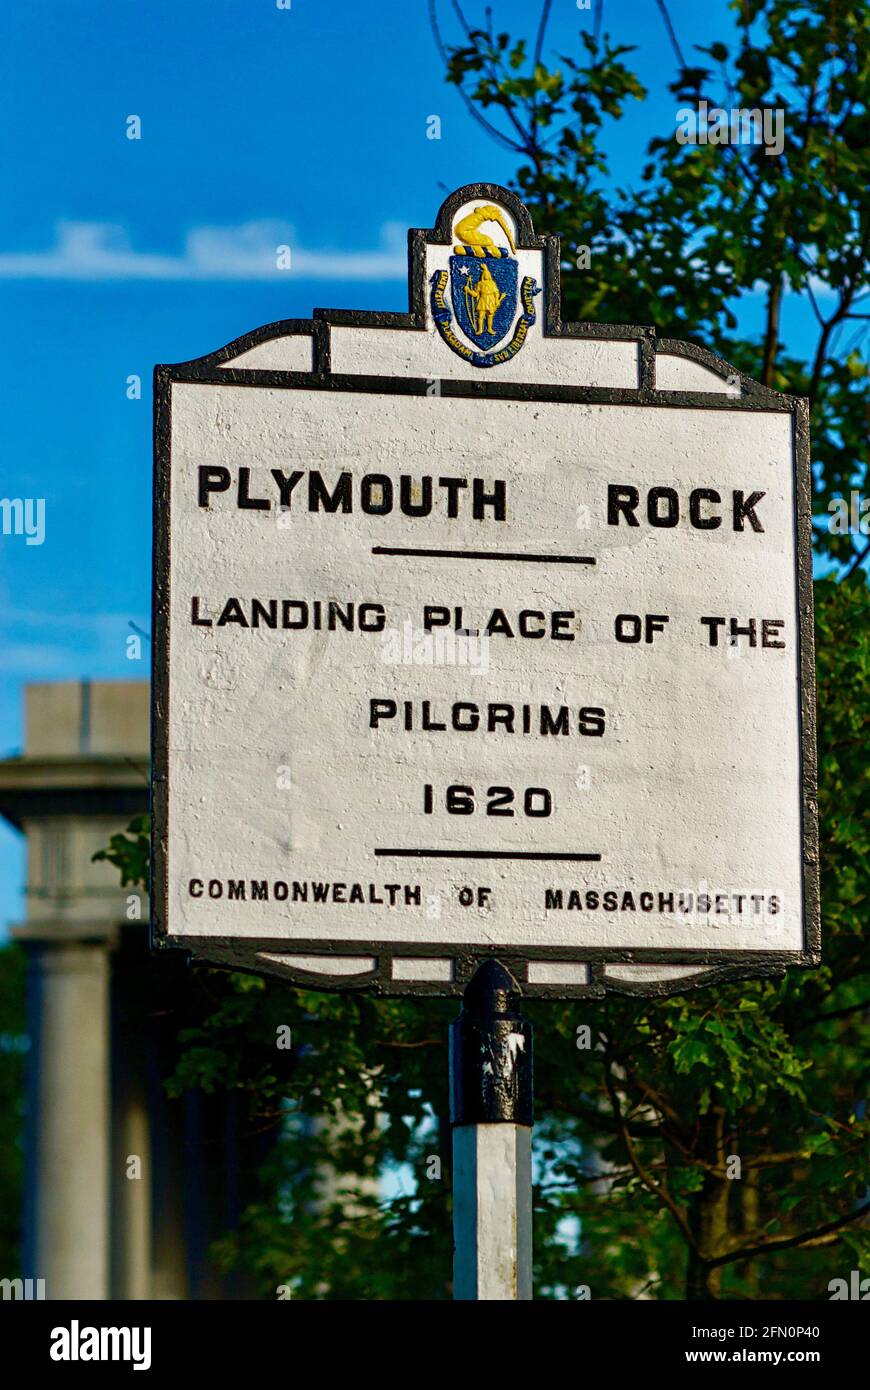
[428,0,523,152]
[762,271,784,386]
[533,0,554,71]
[843,535,870,580]
[604,1057,697,1251]
[654,0,686,69]
[710,1198,870,1268]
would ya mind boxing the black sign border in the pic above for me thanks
[152,182,819,999]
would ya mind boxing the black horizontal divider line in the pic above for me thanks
[371,546,596,564]
[374,849,602,861]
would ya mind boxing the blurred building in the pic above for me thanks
[0,681,261,1299]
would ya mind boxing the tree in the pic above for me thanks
[0,945,26,1276]
[98,574,869,1300]
[96,1,869,1298]
[432,0,869,571]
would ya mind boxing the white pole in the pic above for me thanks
[450,960,533,1300]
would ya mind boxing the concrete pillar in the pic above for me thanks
[0,682,153,1300]
[148,1091,189,1300]
[110,926,153,1299]
[25,941,111,1299]
[111,1084,151,1299]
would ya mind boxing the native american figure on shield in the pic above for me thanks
[462,264,507,338]
[449,203,519,351]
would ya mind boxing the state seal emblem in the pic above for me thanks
[431,202,540,368]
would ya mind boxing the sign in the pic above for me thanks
[152,183,819,998]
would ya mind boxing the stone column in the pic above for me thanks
[110,932,153,1300]
[0,681,152,1301]
[110,1080,152,1299]
[24,938,111,1300]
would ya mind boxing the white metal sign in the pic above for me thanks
[152,183,818,997]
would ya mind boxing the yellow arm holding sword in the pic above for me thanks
[453,204,517,256]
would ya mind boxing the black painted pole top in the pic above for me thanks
[449,959,534,1127]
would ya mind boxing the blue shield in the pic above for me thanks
[450,254,518,350]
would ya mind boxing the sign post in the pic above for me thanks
[152,182,819,1298]
[450,959,533,1300]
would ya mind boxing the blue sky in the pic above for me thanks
[0,0,832,932]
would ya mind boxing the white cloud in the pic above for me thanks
[0,219,408,282]
[0,609,151,677]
